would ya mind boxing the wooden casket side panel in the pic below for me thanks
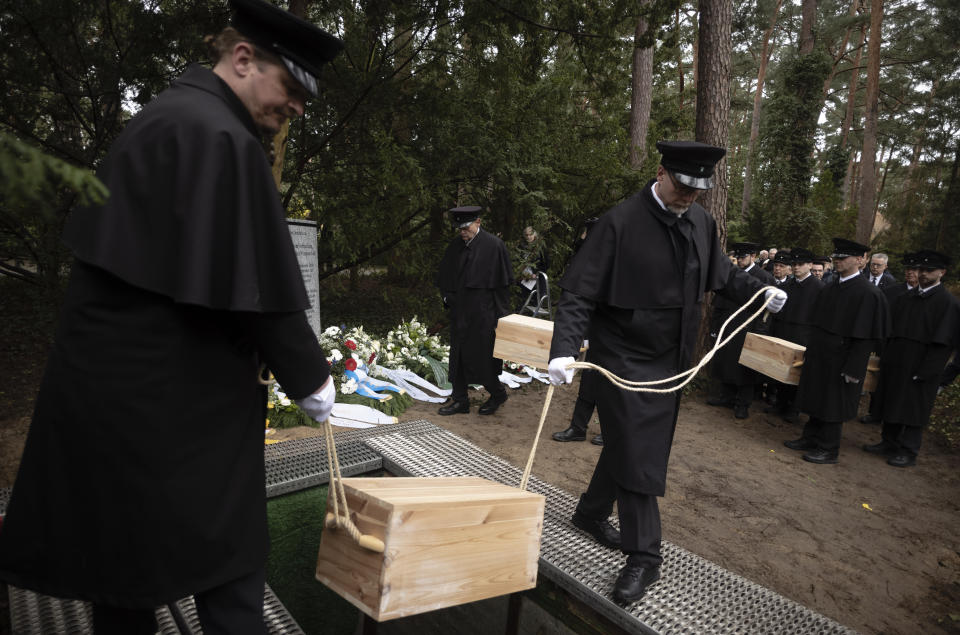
[493,314,554,369]
[739,332,806,385]
[315,486,392,618]
[378,498,544,620]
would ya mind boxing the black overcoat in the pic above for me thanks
[875,285,960,427]
[551,181,769,495]
[436,229,513,384]
[796,274,890,422]
[710,263,775,384]
[0,66,329,607]
[770,274,824,346]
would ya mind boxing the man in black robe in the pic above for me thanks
[769,248,823,422]
[861,252,921,424]
[863,250,960,467]
[547,141,786,605]
[435,206,513,416]
[707,242,775,419]
[785,238,890,464]
[0,2,342,633]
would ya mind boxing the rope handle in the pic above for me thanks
[321,418,385,553]
[519,285,779,490]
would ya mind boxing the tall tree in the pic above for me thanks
[855,0,883,242]
[629,7,654,170]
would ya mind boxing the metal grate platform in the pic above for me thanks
[7,583,301,635]
[362,424,857,635]
[265,437,382,497]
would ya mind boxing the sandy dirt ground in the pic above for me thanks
[2,377,959,634]
[266,377,960,635]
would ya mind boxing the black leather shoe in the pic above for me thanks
[552,427,586,442]
[478,394,507,415]
[571,511,621,549]
[887,453,917,468]
[802,449,839,464]
[783,438,817,451]
[707,397,734,408]
[437,400,469,415]
[863,441,897,455]
[734,405,749,419]
[590,434,604,446]
[611,564,661,604]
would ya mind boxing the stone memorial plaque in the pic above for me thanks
[287,219,321,337]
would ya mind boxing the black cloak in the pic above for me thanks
[436,228,513,384]
[875,285,960,427]
[710,263,775,385]
[551,181,769,495]
[771,273,824,347]
[0,66,328,607]
[797,273,890,422]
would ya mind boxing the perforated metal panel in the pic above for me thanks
[8,584,300,635]
[264,438,381,497]
[364,428,856,635]
[0,486,11,517]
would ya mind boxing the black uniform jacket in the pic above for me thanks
[797,273,890,422]
[0,66,328,607]
[711,263,775,384]
[550,181,769,495]
[876,285,960,427]
[771,273,824,347]
[436,228,513,384]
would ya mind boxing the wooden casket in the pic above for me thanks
[315,476,545,621]
[739,332,806,385]
[492,314,554,369]
[863,355,881,393]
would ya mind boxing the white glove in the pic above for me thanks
[295,377,336,423]
[548,356,576,385]
[764,288,787,313]
[842,373,860,384]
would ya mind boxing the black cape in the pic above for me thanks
[771,273,824,347]
[797,273,890,422]
[551,181,769,495]
[436,229,513,384]
[0,66,328,607]
[875,285,960,427]
[710,263,775,385]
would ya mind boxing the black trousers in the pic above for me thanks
[92,568,267,635]
[719,382,756,408]
[881,423,923,456]
[576,451,662,568]
[800,417,843,452]
[450,358,505,403]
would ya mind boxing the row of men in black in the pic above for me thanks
[709,238,959,466]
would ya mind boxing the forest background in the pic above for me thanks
[1,0,958,399]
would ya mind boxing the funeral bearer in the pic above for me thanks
[864,250,960,467]
[547,141,787,604]
[784,237,890,464]
[0,1,342,632]
[435,206,514,416]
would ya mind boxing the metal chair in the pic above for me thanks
[520,271,552,319]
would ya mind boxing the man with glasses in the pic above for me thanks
[784,238,890,464]
[436,206,513,416]
[546,141,787,605]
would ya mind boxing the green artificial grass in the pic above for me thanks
[266,485,359,634]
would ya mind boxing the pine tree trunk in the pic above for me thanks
[695,0,732,244]
[629,10,654,170]
[840,19,867,203]
[856,0,883,243]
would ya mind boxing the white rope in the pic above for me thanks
[519,285,777,490]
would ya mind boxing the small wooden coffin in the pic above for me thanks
[315,476,545,622]
[739,332,806,385]
[493,313,554,369]
[863,355,881,393]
